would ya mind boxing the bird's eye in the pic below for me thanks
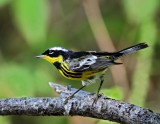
[49,50,54,54]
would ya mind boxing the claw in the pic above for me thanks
[64,94,75,104]
[91,93,101,106]
[64,96,71,104]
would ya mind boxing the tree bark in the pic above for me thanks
[0,82,159,124]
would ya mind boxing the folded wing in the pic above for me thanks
[68,54,116,72]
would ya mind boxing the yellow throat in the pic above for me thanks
[37,55,63,64]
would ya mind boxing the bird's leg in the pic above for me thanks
[92,78,104,105]
[64,85,86,104]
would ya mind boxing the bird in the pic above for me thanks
[36,43,148,104]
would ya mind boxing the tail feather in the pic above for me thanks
[112,43,148,59]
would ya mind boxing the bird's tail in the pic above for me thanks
[112,43,148,60]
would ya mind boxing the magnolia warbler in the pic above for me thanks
[36,43,148,103]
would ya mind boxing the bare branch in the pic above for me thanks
[0,82,159,124]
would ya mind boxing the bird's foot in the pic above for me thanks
[92,93,102,106]
[64,94,74,104]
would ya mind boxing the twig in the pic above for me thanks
[0,82,159,124]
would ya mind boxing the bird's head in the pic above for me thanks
[36,47,69,64]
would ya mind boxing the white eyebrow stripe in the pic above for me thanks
[49,47,69,52]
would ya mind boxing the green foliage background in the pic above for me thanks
[0,0,159,124]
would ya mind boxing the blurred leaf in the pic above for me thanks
[0,63,34,96]
[12,0,49,48]
[130,21,157,106]
[140,21,157,47]
[0,0,11,7]
[122,0,159,23]
[0,117,11,124]
[0,63,55,97]
[122,0,158,107]
[33,66,53,95]
[101,86,123,100]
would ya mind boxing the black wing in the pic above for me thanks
[67,53,117,72]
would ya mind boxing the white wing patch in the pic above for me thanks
[79,56,97,68]
[68,55,97,71]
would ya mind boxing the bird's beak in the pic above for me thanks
[35,55,55,63]
[35,55,45,59]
